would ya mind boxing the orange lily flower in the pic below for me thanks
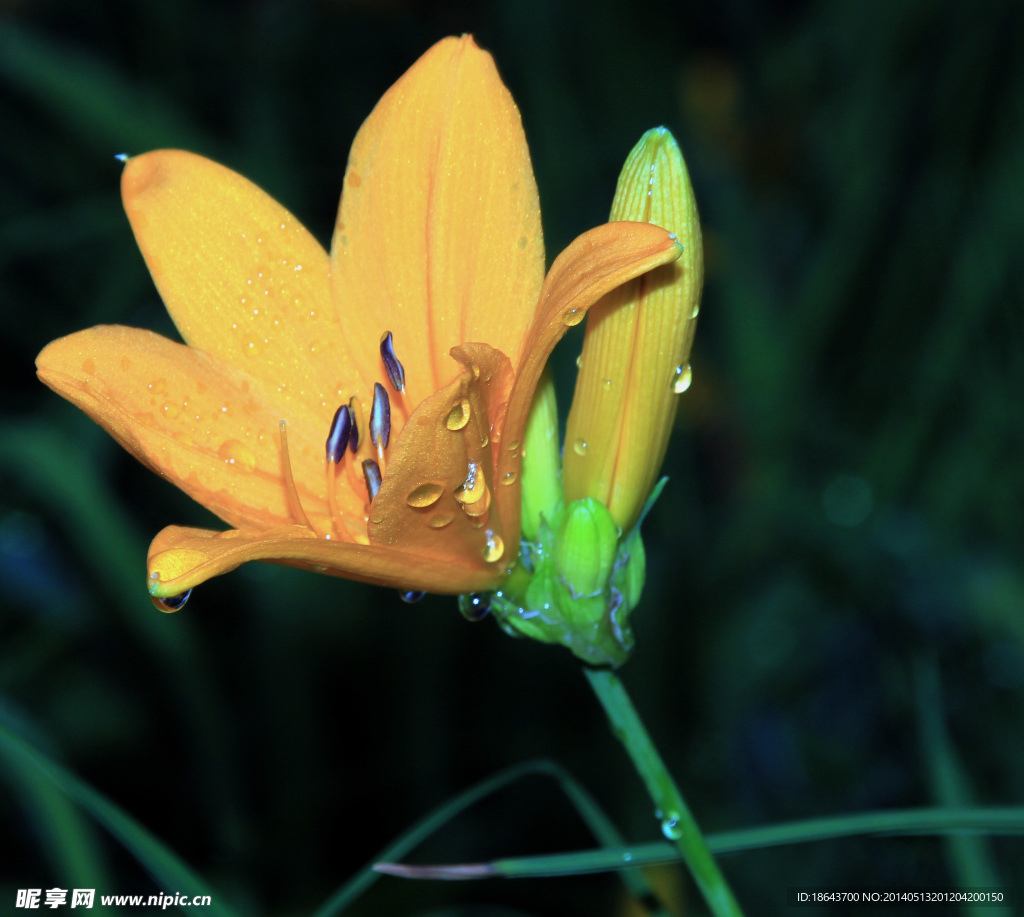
[36,36,681,607]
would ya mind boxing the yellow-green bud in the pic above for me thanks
[553,498,619,597]
[563,127,703,533]
[519,368,563,540]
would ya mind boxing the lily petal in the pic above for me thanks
[493,221,683,539]
[330,35,545,407]
[148,524,499,598]
[35,325,364,533]
[122,150,367,437]
[369,342,515,575]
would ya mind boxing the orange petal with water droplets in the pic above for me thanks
[492,221,682,537]
[122,149,369,435]
[147,524,499,598]
[35,325,364,533]
[369,343,515,570]
[330,35,545,407]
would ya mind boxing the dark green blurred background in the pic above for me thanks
[3,1,1023,914]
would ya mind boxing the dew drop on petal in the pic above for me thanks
[562,307,584,327]
[405,482,444,508]
[458,592,491,621]
[428,512,454,529]
[148,378,168,397]
[445,398,471,431]
[454,462,485,505]
[572,439,588,456]
[161,402,180,419]
[218,439,256,472]
[501,470,518,486]
[673,364,693,394]
[482,532,504,563]
[153,589,192,613]
[461,485,491,518]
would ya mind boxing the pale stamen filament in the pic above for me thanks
[278,420,316,534]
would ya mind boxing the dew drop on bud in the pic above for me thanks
[673,363,692,394]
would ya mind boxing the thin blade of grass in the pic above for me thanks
[0,722,239,917]
[915,657,1006,915]
[375,806,1024,879]
[0,704,110,892]
[311,759,665,917]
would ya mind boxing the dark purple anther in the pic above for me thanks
[325,404,352,463]
[369,382,390,449]
[348,396,361,453]
[379,331,406,393]
[362,458,382,501]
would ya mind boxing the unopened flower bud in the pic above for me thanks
[553,498,619,598]
[563,127,703,532]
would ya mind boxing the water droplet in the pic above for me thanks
[428,512,454,529]
[153,589,192,613]
[501,470,518,485]
[218,440,256,472]
[399,590,426,604]
[603,379,612,389]
[161,402,180,419]
[405,482,444,508]
[572,439,588,456]
[458,592,491,621]
[148,378,168,397]
[454,462,485,505]
[508,440,520,452]
[660,812,684,840]
[370,510,385,525]
[445,398,471,431]
[562,307,584,326]
[480,433,490,448]
[673,364,692,394]
[461,485,491,518]
[575,354,582,368]
[482,531,504,563]
[691,301,700,319]
[245,340,263,357]
[81,358,96,375]
[622,852,633,863]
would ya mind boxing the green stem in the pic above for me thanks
[584,666,744,917]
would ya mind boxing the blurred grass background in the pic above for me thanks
[2,0,1023,914]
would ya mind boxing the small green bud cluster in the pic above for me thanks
[488,498,645,667]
